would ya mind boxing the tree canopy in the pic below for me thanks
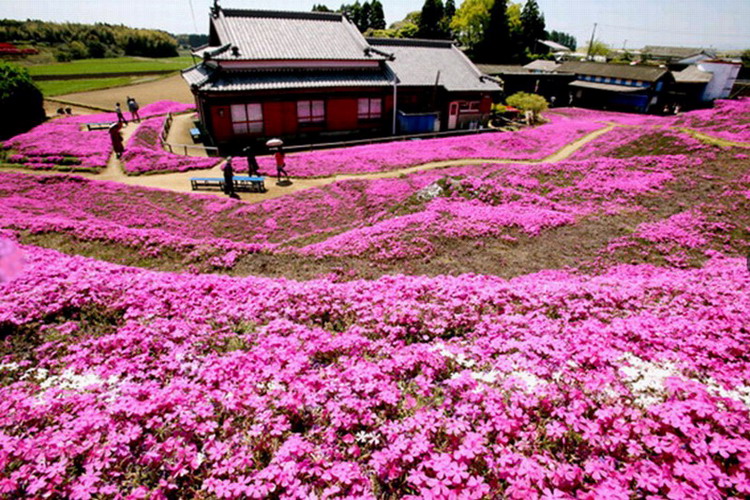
[0,19,178,61]
[0,62,45,140]
[520,0,546,53]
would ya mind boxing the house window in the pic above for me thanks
[230,103,263,135]
[297,100,325,125]
[459,101,481,112]
[358,98,382,120]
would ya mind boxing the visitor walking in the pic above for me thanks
[115,102,127,125]
[108,122,125,158]
[223,157,238,199]
[274,148,289,184]
[243,145,260,177]
[127,96,141,123]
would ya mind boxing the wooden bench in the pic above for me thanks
[86,122,114,131]
[190,176,266,193]
[233,176,266,193]
[190,177,224,191]
[189,127,202,143]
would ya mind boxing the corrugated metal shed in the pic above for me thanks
[183,66,393,92]
[203,9,380,61]
[558,61,669,82]
[367,38,501,93]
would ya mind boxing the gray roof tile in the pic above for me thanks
[205,9,380,61]
[368,38,501,93]
[558,61,669,82]
[182,66,393,92]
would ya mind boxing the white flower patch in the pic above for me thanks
[619,353,680,407]
[703,379,750,409]
[39,369,118,391]
[355,431,381,446]
[508,370,547,392]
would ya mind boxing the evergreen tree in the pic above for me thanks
[417,0,447,39]
[520,0,546,53]
[474,0,510,63]
[549,30,576,51]
[0,62,45,140]
[359,2,372,31]
[442,0,456,37]
[312,4,333,12]
[369,0,386,30]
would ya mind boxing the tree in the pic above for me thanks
[473,0,511,63]
[312,4,333,12]
[450,0,493,50]
[520,0,545,53]
[442,0,456,36]
[583,39,610,58]
[548,30,576,51]
[506,91,547,123]
[742,49,750,67]
[369,0,386,30]
[0,62,45,140]
[417,0,447,39]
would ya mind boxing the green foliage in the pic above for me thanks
[548,30,576,51]
[506,91,548,121]
[520,0,546,53]
[26,56,194,77]
[742,49,750,68]
[450,0,493,50]
[583,39,610,58]
[474,0,511,63]
[0,19,178,61]
[36,76,140,97]
[340,1,386,32]
[312,4,334,12]
[0,62,45,140]
[417,0,450,39]
[175,34,209,49]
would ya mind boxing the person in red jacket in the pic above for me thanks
[274,148,289,183]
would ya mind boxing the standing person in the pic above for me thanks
[222,157,238,198]
[243,145,260,177]
[115,102,128,125]
[127,96,141,123]
[108,122,125,158]
[274,147,289,184]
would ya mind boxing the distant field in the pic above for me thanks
[37,76,146,97]
[27,56,195,77]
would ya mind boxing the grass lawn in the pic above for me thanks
[37,76,144,96]
[27,56,195,77]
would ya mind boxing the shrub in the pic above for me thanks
[0,62,45,140]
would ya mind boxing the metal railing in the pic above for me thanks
[160,112,219,157]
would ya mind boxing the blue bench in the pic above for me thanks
[86,122,114,131]
[190,177,224,191]
[233,176,266,193]
[190,176,266,193]
[189,127,201,143]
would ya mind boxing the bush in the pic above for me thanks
[506,91,548,123]
[0,62,45,140]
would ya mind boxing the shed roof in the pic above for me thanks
[367,38,501,92]
[569,80,646,93]
[642,45,717,59]
[476,64,532,75]
[673,65,713,83]
[538,40,571,53]
[182,65,393,92]
[558,61,669,82]
[524,60,561,72]
[200,8,380,61]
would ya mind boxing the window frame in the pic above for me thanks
[358,97,382,121]
[297,100,326,125]
[230,103,263,135]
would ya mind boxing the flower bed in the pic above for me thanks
[254,116,603,178]
[0,246,749,498]
[671,98,750,143]
[122,116,219,175]
[1,101,196,173]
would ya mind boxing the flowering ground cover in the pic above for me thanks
[1,101,196,174]
[671,98,750,143]
[122,116,219,175]
[254,115,603,178]
[568,127,710,161]
[1,245,750,498]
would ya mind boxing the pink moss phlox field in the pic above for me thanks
[672,98,750,143]
[122,116,219,175]
[254,115,603,178]
[1,246,750,498]
[569,126,709,160]
[2,101,196,173]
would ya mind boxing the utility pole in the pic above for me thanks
[587,23,597,60]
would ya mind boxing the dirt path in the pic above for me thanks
[55,74,194,110]
[675,127,750,148]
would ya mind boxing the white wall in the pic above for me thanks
[699,62,741,101]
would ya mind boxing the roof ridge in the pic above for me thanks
[221,8,343,22]
[367,37,455,49]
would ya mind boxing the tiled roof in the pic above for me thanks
[642,46,717,59]
[202,8,380,61]
[368,38,501,92]
[569,80,647,93]
[524,60,561,72]
[673,65,713,83]
[182,65,393,92]
[476,64,532,75]
[558,61,669,82]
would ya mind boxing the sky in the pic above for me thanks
[1,0,748,50]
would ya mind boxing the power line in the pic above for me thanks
[597,23,748,39]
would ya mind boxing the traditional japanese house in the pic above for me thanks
[182,5,501,150]
[558,61,674,113]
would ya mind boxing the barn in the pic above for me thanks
[182,5,501,151]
